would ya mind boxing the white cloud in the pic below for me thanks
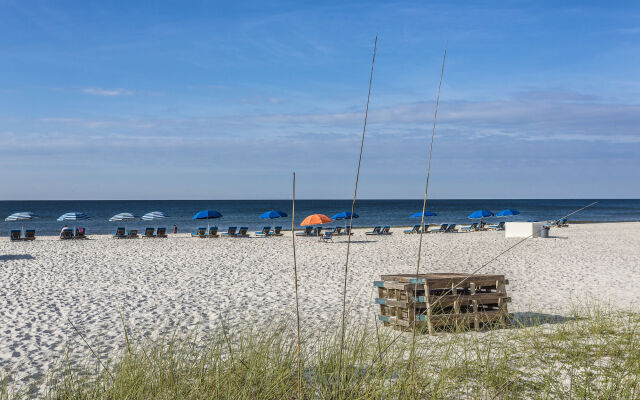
[82,87,134,97]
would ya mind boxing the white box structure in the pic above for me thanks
[505,222,544,238]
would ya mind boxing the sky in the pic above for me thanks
[0,0,639,200]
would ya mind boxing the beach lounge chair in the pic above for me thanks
[237,227,249,237]
[365,226,381,235]
[404,224,420,234]
[333,226,343,235]
[208,226,219,238]
[295,226,313,236]
[127,229,139,239]
[255,226,271,237]
[75,227,86,239]
[22,229,35,240]
[112,227,126,239]
[444,224,457,233]
[156,227,167,238]
[560,218,568,227]
[429,224,448,233]
[143,227,155,238]
[191,227,207,238]
[380,226,392,235]
[460,222,478,232]
[271,226,283,236]
[61,228,74,240]
[221,227,237,237]
[487,221,505,230]
[321,229,334,242]
[10,230,21,241]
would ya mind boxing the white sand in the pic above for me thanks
[1,222,639,389]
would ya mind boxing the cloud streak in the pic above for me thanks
[82,87,134,96]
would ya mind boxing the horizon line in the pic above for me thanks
[0,198,638,202]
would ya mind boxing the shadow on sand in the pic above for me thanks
[0,254,35,261]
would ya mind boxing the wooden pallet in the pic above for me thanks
[374,273,509,334]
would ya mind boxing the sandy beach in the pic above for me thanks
[1,222,639,388]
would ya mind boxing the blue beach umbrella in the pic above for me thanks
[497,209,520,217]
[193,210,222,230]
[468,210,494,219]
[58,212,90,231]
[468,210,494,227]
[259,210,288,219]
[109,212,138,231]
[410,211,437,218]
[332,211,359,229]
[332,211,359,220]
[5,212,38,235]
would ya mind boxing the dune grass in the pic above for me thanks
[2,305,640,399]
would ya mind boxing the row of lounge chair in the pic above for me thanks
[190,226,285,238]
[61,227,88,239]
[295,226,355,237]
[10,230,36,241]
[365,226,392,235]
[113,227,168,239]
[403,222,506,234]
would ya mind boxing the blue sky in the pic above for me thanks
[1,1,639,199]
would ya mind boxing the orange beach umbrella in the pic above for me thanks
[300,214,332,226]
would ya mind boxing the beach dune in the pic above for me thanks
[0,222,639,389]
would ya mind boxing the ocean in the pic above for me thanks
[1,199,638,236]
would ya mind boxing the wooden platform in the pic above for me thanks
[374,273,510,334]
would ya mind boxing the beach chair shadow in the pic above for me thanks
[0,254,35,261]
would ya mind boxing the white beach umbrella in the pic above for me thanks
[141,211,169,229]
[5,212,38,235]
[109,212,139,231]
[57,212,90,232]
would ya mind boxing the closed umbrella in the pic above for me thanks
[109,212,139,231]
[5,212,38,236]
[193,210,222,230]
